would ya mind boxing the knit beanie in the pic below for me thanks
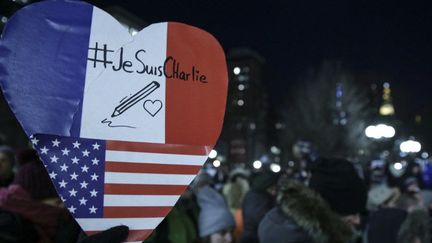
[196,185,235,237]
[251,171,280,192]
[13,155,58,200]
[309,158,367,216]
[15,148,39,166]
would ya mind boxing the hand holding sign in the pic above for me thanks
[0,1,228,242]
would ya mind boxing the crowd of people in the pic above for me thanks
[0,140,431,243]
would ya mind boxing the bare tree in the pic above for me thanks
[282,61,372,158]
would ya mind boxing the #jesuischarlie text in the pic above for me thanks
[88,42,208,83]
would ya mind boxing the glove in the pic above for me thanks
[78,225,129,243]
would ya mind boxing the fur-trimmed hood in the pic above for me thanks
[259,180,354,243]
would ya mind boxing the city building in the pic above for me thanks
[216,48,268,165]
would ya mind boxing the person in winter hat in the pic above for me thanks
[0,152,68,242]
[196,185,236,243]
[12,153,58,201]
[223,167,250,211]
[259,157,367,243]
[308,157,367,229]
[258,180,354,243]
[240,170,280,243]
[222,167,250,241]
[15,148,39,166]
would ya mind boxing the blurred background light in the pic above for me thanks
[253,160,262,169]
[270,163,281,173]
[400,140,421,153]
[365,124,395,139]
[233,66,241,75]
[208,149,218,159]
[212,159,221,168]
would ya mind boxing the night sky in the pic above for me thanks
[91,0,432,120]
[2,0,431,124]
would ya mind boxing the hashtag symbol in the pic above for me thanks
[87,42,114,68]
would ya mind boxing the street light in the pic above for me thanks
[365,124,395,139]
[400,140,421,153]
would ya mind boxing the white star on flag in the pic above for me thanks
[71,157,79,164]
[80,181,88,189]
[79,197,88,205]
[60,163,69,172]
[31,137,39,145]
[50,155,59,163]
[82,150,90,157]
[61,148,70,156]
[81,165,89,173]
[92,143,100,150]
[52,139,60,147]
[68,205,76,214]
[89,189,98,197]
[69,188,77,197]
[40,146,49,154]
[90,173,99,181]
[91,158,99,165]
[49,171,57,179]
[72,141,81,149]
[70,172,78,180]
[89,205,97,214]
[59,180,67,188]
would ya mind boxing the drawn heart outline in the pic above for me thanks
[143,100,163,117]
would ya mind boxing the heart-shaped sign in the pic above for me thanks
[0,1,227,242]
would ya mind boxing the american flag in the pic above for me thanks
[31,134,209,242]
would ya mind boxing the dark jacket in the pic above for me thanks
[258,181,354,243]
[240,189,275,243]
[367,208,430,243]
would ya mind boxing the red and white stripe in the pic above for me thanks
[77,140,210,242]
